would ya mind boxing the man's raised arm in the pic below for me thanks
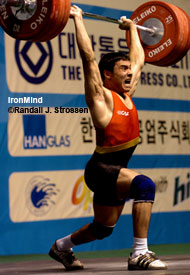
[119,17,145,96]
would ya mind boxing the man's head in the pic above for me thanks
[98,52,132,93]
[98,52,129,82]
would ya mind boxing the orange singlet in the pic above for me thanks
[95,90,139,154]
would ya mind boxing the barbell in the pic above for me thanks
[0,0,190,67]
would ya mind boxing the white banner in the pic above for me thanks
[8,110,190,156]
[136,110,190,155]
[8,109,95,156]
[5,18,128,94]
[9,170,93,222]
[9,168,190,222]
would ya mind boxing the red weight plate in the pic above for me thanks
[126,1,183,64]
[50,0,68,39]
[49,0,70,40]
[177,7,190,51]
[152,4,189,66]
[33,0,61,41]
[53,0,71,38]
[33,0,60,42]
[152,4,190,66]
[35,0,71,42]
[0,0,54,40]
[41,0,67,41]
[165,6,190,65]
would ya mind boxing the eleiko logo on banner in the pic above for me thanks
[22,115,70,149]
[15,41,53,84]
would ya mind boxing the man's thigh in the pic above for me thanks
[117,168,140,200]
[93,202,124,226]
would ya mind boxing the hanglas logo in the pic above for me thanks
[22,114,70,149]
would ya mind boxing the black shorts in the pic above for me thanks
[84,146,136,206]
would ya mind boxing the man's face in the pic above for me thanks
[107,59,132,93]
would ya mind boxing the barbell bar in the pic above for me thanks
[82,11,163,36]
[0,0,189,67]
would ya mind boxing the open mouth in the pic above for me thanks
[125,79,131,84]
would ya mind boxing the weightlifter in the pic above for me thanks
[49,5,168,271]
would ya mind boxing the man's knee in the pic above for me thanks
[129,175,156,202]
[89,220,115,240]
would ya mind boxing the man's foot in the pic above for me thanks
[128,251,168,270]
[49,242,84,270]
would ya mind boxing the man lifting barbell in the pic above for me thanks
[48,5,168,271]
[1,0,188,271]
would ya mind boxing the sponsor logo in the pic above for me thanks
[117,110,129,116]
[72,175,93,212]
[155,176,168,193]
[133,6,156,24]
[173,172,190,206]
[25,176,60,216]
[148,39,172,58]
[22,114,70,149]
[15,41,53,84]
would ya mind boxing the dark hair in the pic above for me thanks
[98,52,129,81]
